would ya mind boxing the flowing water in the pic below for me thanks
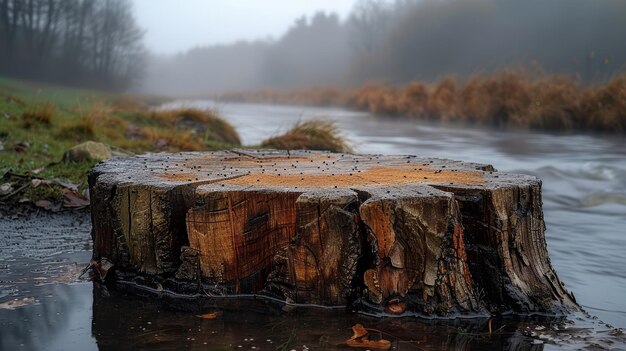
[1,101,625,350]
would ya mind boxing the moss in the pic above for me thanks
[23,183,64,203]
[435,303,450,316]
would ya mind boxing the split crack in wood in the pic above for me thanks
[89,149,578,316]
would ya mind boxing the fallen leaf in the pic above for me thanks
[0,183,13,195]
[35,199,51,208]
[346,338,391,350]
[195,311,222,319]
[92,258,114,281]
[14,141,29,153]
[31,178,45,187]
[346,324,391,351]
[62,188,90,208]
[351,324,368,340]
[52,178,80,191]
[0,297,39,310]
[32,167,44,174]
[35,199,62,212]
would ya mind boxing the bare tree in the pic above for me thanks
[0,0,145,90]
[347,0,392,54]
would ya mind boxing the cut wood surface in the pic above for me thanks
[89,149,578,316]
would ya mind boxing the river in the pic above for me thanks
[194,100,626,325]
[1,101,625,350]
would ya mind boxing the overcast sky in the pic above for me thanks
[132,0,359,55]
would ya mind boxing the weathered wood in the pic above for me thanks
[358,186,476,315]
[89,149,577,316]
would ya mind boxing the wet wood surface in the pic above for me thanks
[89,149,577,316]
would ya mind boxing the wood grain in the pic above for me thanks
[89,149,577,316]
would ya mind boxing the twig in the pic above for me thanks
[78,262,94,279]
[0,183,31,201]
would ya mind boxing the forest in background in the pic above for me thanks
[2,0,626,94]
[0,0,145,90]
[142,0,626,96]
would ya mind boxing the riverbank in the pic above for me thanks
[0,77,244,209]
[0,77,356,210]
[220,70,626,134]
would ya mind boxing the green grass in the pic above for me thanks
[0,76,242,203]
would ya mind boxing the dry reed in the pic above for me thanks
[221,70,626,133]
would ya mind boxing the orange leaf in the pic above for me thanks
[385,301,407,315]
[351,323,368,340]
[346,324,391,351]
[346,338,391,350]
[195,311,222,319]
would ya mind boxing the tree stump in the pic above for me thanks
[89,149,577,316]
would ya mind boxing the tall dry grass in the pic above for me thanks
[55,116,97,141]
[221,71,626,133]
[21,102,54,128]
[262,120,353,153]
[146,108,241,145]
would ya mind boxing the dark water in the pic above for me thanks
[1,101,625,350]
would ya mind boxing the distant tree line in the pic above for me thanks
[144,12,351,95]
[348,0,626,85]
[0,0,145,90]
[142,0,626,95]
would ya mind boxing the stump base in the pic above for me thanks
[89,150,577,316]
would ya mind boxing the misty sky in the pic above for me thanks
[132,0,359,54]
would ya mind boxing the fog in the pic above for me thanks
[142,12,352,95]
[139,0,626,96]
[132,0,359,55]
[0,0,145,90]
[2,0,625,93]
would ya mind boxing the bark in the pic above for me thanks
[89,149,577,316]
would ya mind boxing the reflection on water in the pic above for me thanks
[91,283,551,351]
[1,101,625,350]
[0,284,94,351]
[0,212,94,351]
[1,279,622,351]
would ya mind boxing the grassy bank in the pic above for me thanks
[0,76,241,208]
[221,71,626,133]
[0,76,351,210]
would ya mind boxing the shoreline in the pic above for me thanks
[219,71,626,135]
